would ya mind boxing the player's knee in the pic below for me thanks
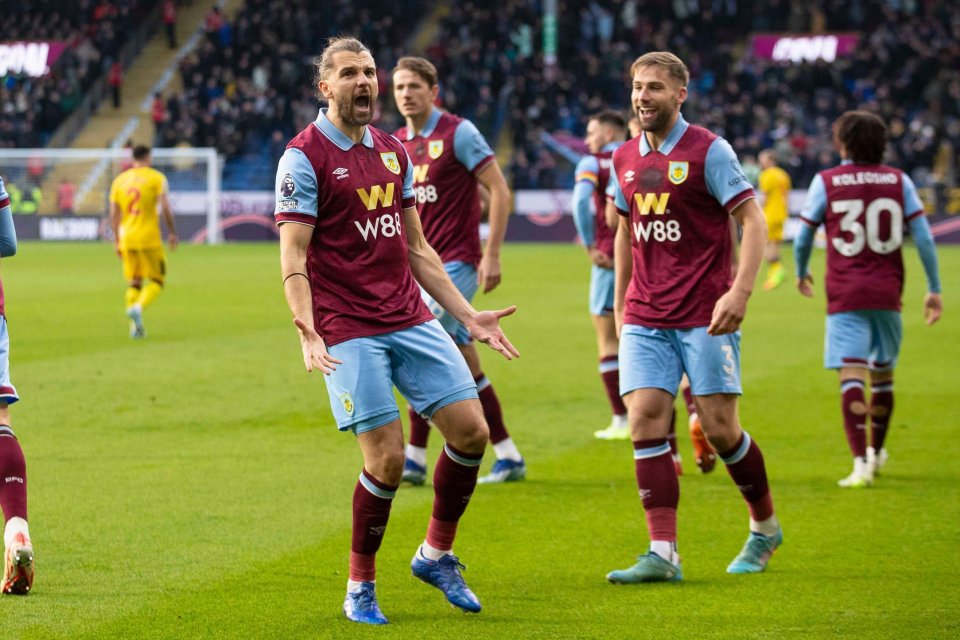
[367,449,405,485]
[455,417,489,454]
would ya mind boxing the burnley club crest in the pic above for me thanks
[428,140,444,160]
[668,161,688,185]
[380,152,401,175]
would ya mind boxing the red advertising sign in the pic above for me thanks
[0,41,67,78]
[752,33,860,64]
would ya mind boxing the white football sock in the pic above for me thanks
[405,444,427,467]
[649,540,678,565]
[492,437,522,462]
[4,517,30,548]
[749,514,780,537]
[420,542,452,561]
[347,578,373,592]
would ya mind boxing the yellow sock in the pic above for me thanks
[125,287,140,308]
[137,281,163,310]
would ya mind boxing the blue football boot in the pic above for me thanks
[607,551,683,584]
[411,550,482,613]
[342,581,388,625]
[726,527,783,574]
[401,458,427,485]
[478,458,526,484]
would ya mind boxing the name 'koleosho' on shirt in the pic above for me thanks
[610,115,756,329]
[274,109,434,347]
[395,109,496,266]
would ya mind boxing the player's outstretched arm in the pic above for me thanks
[709,198,766,335]
[476,162,511,293]
[279,222,342,374]
[404,206,520,360]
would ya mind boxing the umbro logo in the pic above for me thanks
[369,525,386,536]
[333,167,350,180]
[624,170,635,183]
[638,488,651,500]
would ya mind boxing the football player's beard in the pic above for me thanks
[335,92,374,127]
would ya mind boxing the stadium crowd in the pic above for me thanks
[497,0,958,189]
[0,1,155,148]
[6,0,956,193]
[156,0,425,186]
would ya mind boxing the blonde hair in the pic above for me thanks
[630,51,689,86]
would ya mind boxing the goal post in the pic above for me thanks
[0,147,222,244]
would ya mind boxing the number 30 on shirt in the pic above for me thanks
[831,197,903,257]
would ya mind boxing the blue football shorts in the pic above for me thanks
[0,317,19,404]
[420,260,478,346]
[589,265,615,317]
[619,324,742,397]
[323,319,477,434]
[825,310,902,372]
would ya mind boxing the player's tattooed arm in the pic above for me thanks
[613,215,632,338]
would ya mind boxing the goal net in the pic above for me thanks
[0,147,222,243]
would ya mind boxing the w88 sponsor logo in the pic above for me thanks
[633,220,681,242]
[415,184,438,204]
[354,212,403,241]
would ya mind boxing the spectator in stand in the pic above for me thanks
[151,93,168,141]
[108,61,123,109]
[163,0,177,49]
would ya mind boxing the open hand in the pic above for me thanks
[465,306,520,360]
[294,317,343,374]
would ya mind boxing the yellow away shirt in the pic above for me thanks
[110,166,169,250]
[758,166,791,221]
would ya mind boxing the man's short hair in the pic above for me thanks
[313,36,371,96]
[630,51,689,87]
[589,110,627,132]
[392,56,438,87]
[833,110,887,164]
[132,145,151,161]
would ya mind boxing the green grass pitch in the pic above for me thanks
[2,240,958,639]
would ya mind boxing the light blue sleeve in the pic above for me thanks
[401,146,415,200]
[611,176,628,213]
[572,181,596,246]
[793,224,815,279]
[908,214,941,294]
[275,148,318,218]
[453,119,496,173]
[606,178,617,198]
[573,155,600,185]
[799,174,827,225]
[902,173,924,218]
[0,178,16,257]
[793,174,826,278]
[704,138,753,207]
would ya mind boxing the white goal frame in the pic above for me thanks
[0,147,222,244]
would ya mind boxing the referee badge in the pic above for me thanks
[380,152,401,175]
[668,161,689,185]
[428,140,444,159]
